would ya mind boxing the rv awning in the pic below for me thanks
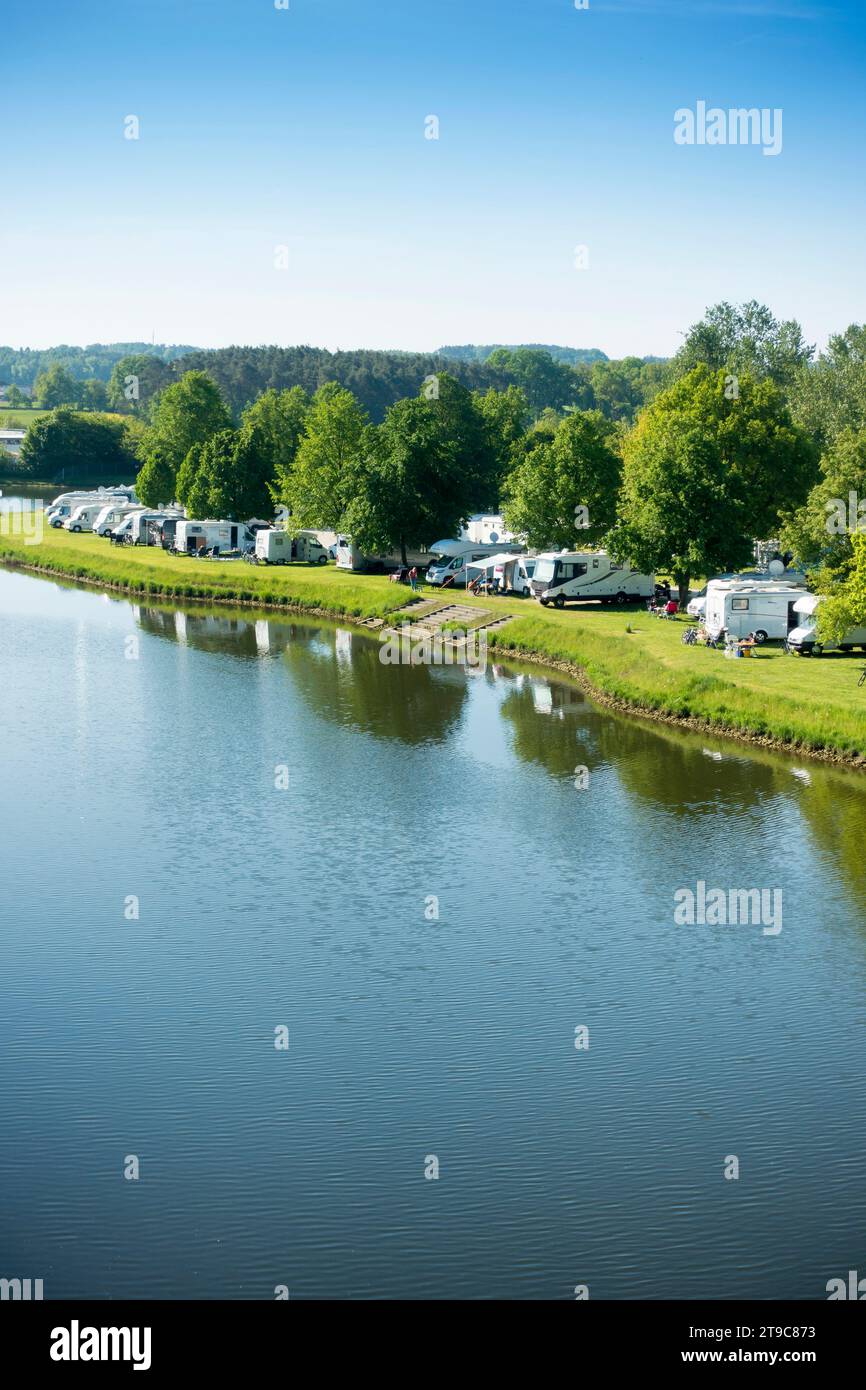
[465,553,520,575]
[793,594,821,615]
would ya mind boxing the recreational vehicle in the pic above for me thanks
[64,500,120,533]
[93,502,143,536]
[466,552,536,595]
[255,529,329,565]
[531,551,654,607]
[460,514,520,546]
[704,580,808,644]
[47,487,136,527]
[335,536,429,573]
[124,509,183,546]
[786,594,866,656]
[173,520,255,556]
[425,539,525,587]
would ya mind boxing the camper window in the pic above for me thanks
[731,598,750,611]
[534,558,555,583]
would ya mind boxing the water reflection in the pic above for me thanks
[127,599,866,911]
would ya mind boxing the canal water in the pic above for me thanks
[1,566,864,1299]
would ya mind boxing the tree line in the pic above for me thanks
[15,302,866,632]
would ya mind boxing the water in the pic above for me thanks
[1,566,865,1300]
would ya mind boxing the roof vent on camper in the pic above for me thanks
[768,558,785,577]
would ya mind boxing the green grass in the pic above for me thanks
[0,522,412,620]
[0,407,50,428]
[2,524,865,758]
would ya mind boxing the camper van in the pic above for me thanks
[64,500,120,533]
[466,552,536,595]
[255,529,329,565]
[531,551,654,607]
[47,487,136,528]
[786,594,866,656]
[334,536,429,573]
[123,509,183,546]
[424,539,525,588]
[704,580,807,644]
[173,520,255,556]
[93,502,143,537]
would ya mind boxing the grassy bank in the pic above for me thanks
[2,522,865,760]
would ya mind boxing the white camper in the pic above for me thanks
[786,594,866,656]
[125,509,183,545]
[460,514,519,546]
[531,551,654,607]
[334,536,430,573]
[47,487,135,527]
[173,520,255,555]
[255,529,329,565]
[64,500,118,532]
[704,580,807,644]
[424,539,525,588]
[93,502,144,537]
[465,552,536,595]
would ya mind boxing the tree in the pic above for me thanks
[610,367,818,604]
[32,364,82,409]
[81,378,109,411]
[782,428,866,580]
[18,408,139,479]
[789,324,866,451]
[242,387,310,501]
[5,385,25,409]
[179,426,275,520]
[486,348,580,414]
[107,354,176,413]
[820,532,866,642]
[671,301,813,389]
[135,370,231,505]
[473,385,530,503]
[501,410,621,550]
[278,382,370,530]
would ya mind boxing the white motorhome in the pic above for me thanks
[786,594,866,656]
[465,552,536,595]
[93,502,144,536]
[46,488,130,527]
[425,539,525,587]
[334,536,430,573]
[174,520,255,555]
[64,500,119,532]
[704,580,807,644]
[123,509,183,545]
[460,514,519,546]
[255,529,329,565]
[531,551,654,607]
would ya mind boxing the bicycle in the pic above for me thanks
[858,667,866,687]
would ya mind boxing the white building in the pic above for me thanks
[0,429,26,457]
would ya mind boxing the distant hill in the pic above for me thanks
[0,344,199,388]
[437,344,609,365]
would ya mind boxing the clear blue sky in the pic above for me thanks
[4,0,865,357]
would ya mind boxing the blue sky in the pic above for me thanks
[3,0,865,357]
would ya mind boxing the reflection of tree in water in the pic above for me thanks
[282,626,468,744]
[498,676,593,777]
[790,767,866,919]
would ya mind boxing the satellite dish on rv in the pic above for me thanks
[768,559,785,577]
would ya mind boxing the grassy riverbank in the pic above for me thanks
[2,523,865,760]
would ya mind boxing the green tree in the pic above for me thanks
[242,387,310,502]
[473,385,530,503]
[5,385,26,409]
[672,301,813,389]
[789,324,866,452]
[32,364,82,409]
[501,410,621,550]
[81,378,109,411]
[781,428,866,583]
[279,382,370,530]
[135,370,231,505]
[107,354,176,413]
[820,532,866,642]
[486,348,580,415]
[182,426,275,520]
[18,408,139,479]
[611,367,818,604]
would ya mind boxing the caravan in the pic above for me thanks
[173,520,255,556]
[786,594,866,656]
[255,529,329,565]
[704,579,808,644]
[335,536,429,573]
[425,539,525,588]
[530,551,654,607]
[93,502,144,537]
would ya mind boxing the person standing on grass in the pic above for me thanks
[409,565,418,592]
